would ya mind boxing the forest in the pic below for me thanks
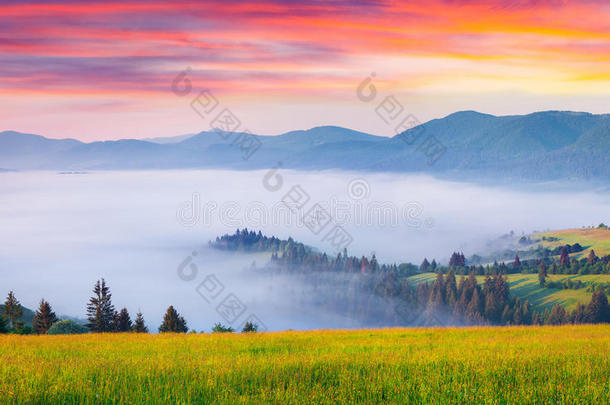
[211,229,610,326]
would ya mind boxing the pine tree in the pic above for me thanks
[559,247,570,267]
[538,261,547,286]
[159,306,188,333]
[3,291,23,330]
[33,299,58,334]
[570,303,587,324]
[86,279,115,332]
[420,258,430,272]
[0,314,7,333]
[484,292,500,323]
[113,308,132,332]
[466,288,482,323]
[501,304,512,324]
[444,271,458,307]
[513,254,521,268]
[547,304,567,325]
[585,287,609,323]
[133,312,148,333]
[241,321,258,332]
[532,311,541,325]
[512,304,523,325]
[521,301,532,325]
[587,250,598,264]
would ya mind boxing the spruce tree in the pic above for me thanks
[159,306,188,333]
[33,299,58,334]
[3,291,23,330]
[484,293,499,323]
[570,303,587,324]
[585,287,609,323]
[559,247,570,267]
[538,261,547,286]
[0,314,7,333]
[133,312,148,333]
[113,308,132,332]
[86,279,115,332]
[587,250,598,264]
[241,321,258,332]
[466,288,482,323]
[547,304,567,325]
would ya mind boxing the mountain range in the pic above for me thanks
[1,110,609,182]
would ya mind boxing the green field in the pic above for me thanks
[1,325,609,404]
[407,273,610,311]
[537,228,610,257]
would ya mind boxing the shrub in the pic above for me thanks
[212,323,234,333]
[241,321,259,333]
[47,320,89,335]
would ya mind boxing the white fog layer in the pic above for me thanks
[1,169,609,331]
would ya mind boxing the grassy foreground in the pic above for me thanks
[1,326,609,404]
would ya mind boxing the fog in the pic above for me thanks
[0,169,608,331]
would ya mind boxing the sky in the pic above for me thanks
[1,0,609,141]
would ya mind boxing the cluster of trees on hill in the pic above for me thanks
[1,280,259,335]
[441,248,610,276]
[213,229,610,327]
[210,229,309,253]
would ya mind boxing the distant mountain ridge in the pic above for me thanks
[1,111,609,182]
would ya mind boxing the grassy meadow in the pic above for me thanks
[408,273,610,311]
[537,228,610,257]
[1,325,609,404]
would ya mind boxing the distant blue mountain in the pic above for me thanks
[1,111,608,181]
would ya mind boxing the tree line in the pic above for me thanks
[0,279,258,335]
[215,229,610,326]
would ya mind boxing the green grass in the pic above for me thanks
[407,273,610,311]
[1,326,609,404]
[537,228,610,257]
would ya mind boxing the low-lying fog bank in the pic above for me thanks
[0,169,608,331]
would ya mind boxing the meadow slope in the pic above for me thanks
[408,273,610,311]
[537,228,610,257]
[1,325,609,404]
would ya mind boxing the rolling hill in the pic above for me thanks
[1,110,609,182]
[536,228,610,257]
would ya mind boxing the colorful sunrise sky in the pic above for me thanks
[2,0,609,141]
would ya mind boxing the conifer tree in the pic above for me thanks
[113,308,132,332]
[159,305,188,333]
[587,250,598,264]
[444,271,458,307]
[538,261,547,286]
[466,288,482,323]
[3,291,23,330]
[133,312,148,333]
[484,293,500,323]
[241,321,258,332]
[585,287,609,323]
[501,304,512,324]
[521,300,532,325]
[86,279,115,332]
[0,314,7,333]
[33,299,58,334]
[570,303,587,324]
[547,304,567,325]
[559,247,570,267]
